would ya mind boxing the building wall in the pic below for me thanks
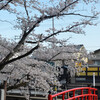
[88,60,94,65]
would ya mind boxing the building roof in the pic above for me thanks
[67,44,84,50]
[75,44,84,49]
[94,49,100,54]
[52,44,85,61]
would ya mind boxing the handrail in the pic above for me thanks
[48,87,98,100]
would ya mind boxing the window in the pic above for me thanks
[94,61,100,65]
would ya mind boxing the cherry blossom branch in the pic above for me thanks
[7,71,31,90]
[40,50,78,62]
[26,20,91,44]
[48,51,63,61]
[0,44,39,70]
[0,43,12,52]
[7,82,27,90]
[59,0,78,13]
[24,0,96,38]
[0,12,95,70]
[0,16,44,70]
[0,0,13,10]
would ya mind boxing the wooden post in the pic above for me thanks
[68,92,69,99]
[4,81,7,100]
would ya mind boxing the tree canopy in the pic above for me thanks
[0,0,99,69]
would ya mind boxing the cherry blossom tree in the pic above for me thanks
[0,35,87,98]
[0,0,99,99]
[0,0,99,70]
[0,36,61,99]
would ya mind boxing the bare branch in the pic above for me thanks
[59,0,79,13]
[0,19,14,25]
[48,50,77,61]
[59,13,97,18]
[23,0,30,21]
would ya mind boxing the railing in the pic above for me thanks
[48,87,98,100]
[7,88,48,96]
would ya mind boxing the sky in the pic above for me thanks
[0,0,100,52]
[60,24,100,52]
[69,24,100,52]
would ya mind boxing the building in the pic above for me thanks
[54,44,87,66]
[75,49,100,98]
[76,49,100,83]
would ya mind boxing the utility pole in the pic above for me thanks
[52,17,55,45]
[52,18,54,34]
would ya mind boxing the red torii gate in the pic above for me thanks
[48,87,98,100]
